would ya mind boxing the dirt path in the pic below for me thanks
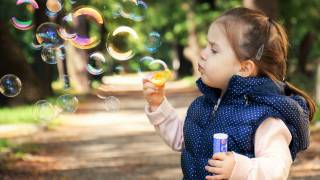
[0,91,319,180]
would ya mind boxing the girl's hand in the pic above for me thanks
[205,152,236,180]
[142,75,165,112]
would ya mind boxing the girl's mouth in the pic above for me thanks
[198,64,204,73]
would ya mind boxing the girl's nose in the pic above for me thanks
[200,48,208,61]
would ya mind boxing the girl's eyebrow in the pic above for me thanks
[207,38,220,49]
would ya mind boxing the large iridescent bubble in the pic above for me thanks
[87,52,108,75]
[41,45,66,64]
[57,13,77,40]
[36,22,64,47]
[0,74,22,97]
[106,26,139,61]
[11,0,39,30]
[46,0,63,14]
[145,32,161,53]
[117,0,148,22]
[69,6,104,49]
[56,94,79,113]
[33,100,57,122]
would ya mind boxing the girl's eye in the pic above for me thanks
[211,49,218,54]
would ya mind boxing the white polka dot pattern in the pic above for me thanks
[181,75,310,179]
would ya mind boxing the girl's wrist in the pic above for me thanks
[148,98,165,112]
[149,105,160,112]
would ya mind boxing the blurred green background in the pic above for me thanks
[0,0,320,179]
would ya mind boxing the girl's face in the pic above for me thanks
[198,22,241,90]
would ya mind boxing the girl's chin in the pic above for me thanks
[201,77,212,86]
[201,77,219,88]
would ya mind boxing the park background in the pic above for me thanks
[0,0,320,179]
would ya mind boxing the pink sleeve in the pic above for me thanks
[145,98,185,151]
[230,117,293,180]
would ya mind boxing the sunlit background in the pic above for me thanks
[0,0,319,179]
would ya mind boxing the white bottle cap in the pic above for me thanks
[213,133,228,139]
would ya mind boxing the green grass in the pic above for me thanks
[0,95,63,125]
[0,139,11,152]
[0,105,40,125]
[0,139,41,157]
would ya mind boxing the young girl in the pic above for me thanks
[143,7,316,180]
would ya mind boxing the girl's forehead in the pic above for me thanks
[207,22,228,44]
[208,19,249,46]
[208,22,223,36]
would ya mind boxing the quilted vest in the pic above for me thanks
[181,75,310,179]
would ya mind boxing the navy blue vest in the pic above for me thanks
[181,75,310,179]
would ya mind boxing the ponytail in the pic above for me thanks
[217,7,317,121]
[285,81,316,121]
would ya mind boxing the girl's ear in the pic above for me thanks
[238,60,257,77]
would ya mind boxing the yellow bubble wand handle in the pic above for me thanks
[150,69,171,87]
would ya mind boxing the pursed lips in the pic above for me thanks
[198,64,204,72]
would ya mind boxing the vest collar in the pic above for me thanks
[196,75,285,103]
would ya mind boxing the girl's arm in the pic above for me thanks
[230,117,293,180]
[145,98,185,151]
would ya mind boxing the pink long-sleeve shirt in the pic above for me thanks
[145,98,293,180]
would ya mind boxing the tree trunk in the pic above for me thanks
[298,32,314,77]
[0,22,44,106]
[64,15,90,94]
[65,43,90,94]
[243,0,278,19]
[316,59,320,103]
[176,43,193,78]
[32,0,54,97]
[183,0,201,78]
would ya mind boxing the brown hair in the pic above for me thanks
[215,7,316,121]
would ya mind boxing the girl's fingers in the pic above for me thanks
[205,175,225,180]
[208,159,223,168]
[144,88,157,96]
[142,77,151,84]
[205,166,223,174]
[143,73,154,80]
[212,152,226,160]
[205,175,215,180]
[143,82,157,90]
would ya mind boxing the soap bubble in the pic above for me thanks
[87,52,108,75]
[70,6,103,49]
[0,74,22,98]
[57,13,77,40]
[30,41,43,50]
[11,18,33,31]
[56,94,79,113]
[45,8,58,18]
[112,65,125,75]
[104,96,120,112]
[11,0,39,30]
[118,0,148,21]
[95,85,108,100]
[36,22,64,47]
[46,0,63,14]
[52,75,72,91]
[41,45,66,64]
[139,58,171,86]
[33,100,57,122]
[73,6,103,24]
[53,75,72,90]
[145,32,161,53]
[106,26,139,61]
[137,56,154,75]
[60,75,71,90]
